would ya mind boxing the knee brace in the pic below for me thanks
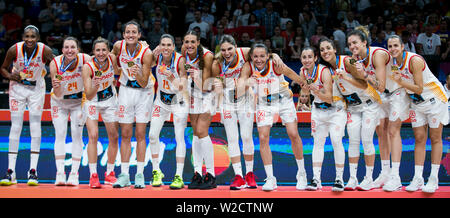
[361,126,376,156]
[330,133,345,165]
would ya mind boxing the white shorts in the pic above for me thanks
[51,96,85,127]
[346,101,381,137]
[255,97,297,127]
[311,104,347,138]
[84,94,119,123]
[9,80,45,116]
[190,91,215,115]
[410,98,449,128]
[151,95,189,122]
[379,89,411,122]
[117,85,154,124]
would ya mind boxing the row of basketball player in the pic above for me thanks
[0,23,448,193]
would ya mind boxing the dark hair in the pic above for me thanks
[92,37,110,51]
[160,33,175,45]
[386,34,403,44]
[248,43,272,61]
[23,25,40,37]
[63,36,81,49]
[123,20,142,33]
[216,34,238,61]
[184,30,205,70]
[347,26,370,48]
[317,37,336,68]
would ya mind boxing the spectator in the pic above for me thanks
[313,0,330,26]
[231,1,242,28]
[281,21,296,50]
[175,35,182,53]
[371,29,387,49]
[46,18,65,54]
[147,19,165,50]
[236,2,251,27]
[56,2,73,35]
[402,30,416,53]
[151,6,169,33]
[52,0,63,15]
[264,38,273,52]
[436,18,450,58]
[78,20,97,54]
[211,24,225,53]
[218,14,234,30]
[107,21,123,44]
[335,0,351,21]
[395,15,407,35]
[251,28,264,45]
[82,0,101,34]
[296,90,311,112]
[184,1,196,28]
[238,32,252,47]
[280,9,293,31]
[2,3,22,42]
[38,0,55,35]
[333,21,347,55]
[102,3,120,38]
[343,11,360,32]
[271,26,285,57]
[416,24,441,78]
[259,1,280,38]
[383,20,395,39]
[310,25,325,48]
[135,10,149,35]
[289,35,306,61]
[252,0,266,21]
[299,10,318,39]
[201,4,215,26]
[248,13,260,27]
[188,9,210,46]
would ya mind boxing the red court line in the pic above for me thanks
[0,184,447,198]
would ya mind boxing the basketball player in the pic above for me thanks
[82,37,120,188]
[50,37,91,186]
[236,43,307,191]
[111,21,155,188]
[0,25,54,186]
[148,34,189,189]
[387,35,449,193]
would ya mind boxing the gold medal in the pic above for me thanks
[160,65,167,72]
[349,58,357,65]
[184,64,191,70]
[306,78,314,84]
[95,70,102,77]
[391,66,399,71]
[19,71,27,80]
[127,61,135,67]
[55,74,63,80]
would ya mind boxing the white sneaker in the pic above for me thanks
[373,172,390,188]
[382,175,402,192]
[405,177,424,192]
[344,176,358,191]
[306,178,322,191]
[357,176,374,191]
[296,172,307,190]
[55,172,66,186]
[262,177,277,191]
[422,176,439,193]
[66,172,79,186]
[332,179,344,192]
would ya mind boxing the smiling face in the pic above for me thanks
[319,40,336,64]
[183,34,200,56]
[22,29,39,49]
[220,42,236,63]
[123,24,141,45]
[387,37,404,59]
[251,47,269,70]
[160,37,175,59]
[347,34,367,57]
[62,39,79,60]
[300,49,317,70]
[93,42,109,62]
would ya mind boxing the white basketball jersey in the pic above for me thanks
[52,53,86,96]
[251,59,291,104]
[85,55,116,101]
[118,40,155,89]
[220,48,247,105]
[186,48,213,97]
[155,52,183,94]
[301,64,327,104]
[13,42,47,84]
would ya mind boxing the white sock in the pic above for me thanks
[137,162,145,174]
[245,160,253,173]
[381,160,391,174]
[365,166,373,179]
[71,160,80,174]
[296,159,305,174]
[232,162,243,177]
[8,151,18,171]
[121,162,129,174]
[430,164,440,178]
[349,163,358,178]
[89,163,97,175]
[336,167,344,181]
[192,135,203,174]
[414,165,423,178]
[106,163,115,174]
[30,153,39,170]
[264,164,274,178]
[200,136,215,176]
[313,167,321,180]
[152,158,160,171]
[176,163,184,176]
[391,162,400,176]
[55,159,65,174]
